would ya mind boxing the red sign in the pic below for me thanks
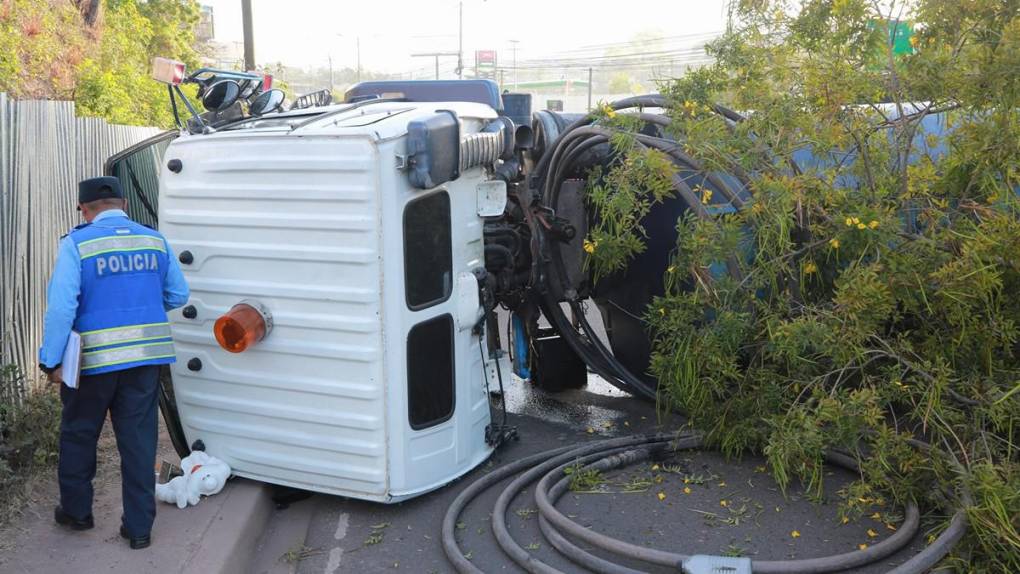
[476,50,497,65]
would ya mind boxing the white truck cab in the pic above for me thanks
[108,85,515,501]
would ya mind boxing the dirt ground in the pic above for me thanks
[0,413,176,565]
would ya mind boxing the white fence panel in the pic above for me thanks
[0,95,161,401]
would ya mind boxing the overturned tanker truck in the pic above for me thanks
[106,60,949,506]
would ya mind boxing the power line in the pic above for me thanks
[540,31,724,56]
[518,46,711,65]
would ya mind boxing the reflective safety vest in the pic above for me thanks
[70,217,176,376]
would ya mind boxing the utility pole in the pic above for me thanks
[509,39,519,90]
[241,0,255,71]
[456,1,463,79]
[356,37,362,83]
[587,67,593,112]
[338,34,363,84]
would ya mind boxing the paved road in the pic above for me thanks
[250,374,929,574]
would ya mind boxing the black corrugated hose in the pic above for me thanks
[531,95,747,401]
[441,433,968,573]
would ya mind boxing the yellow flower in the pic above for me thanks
[701,189,713,204]
[717,482,727,487]
[791,530,801,538]
[867,529,878,538]
[870,512,881,520]
[868,220,879,229]
[658,308,666,316]
[720,500,729,507]
[586,427,595,434]
[804,261,818,274]
[856,222,867,230]
[651,464,660,471]
[683,486,692,494]
[829,238,840,249]
[657,492,667,501]
[909,35,919,48]
[852,217,861,225]
[858,543,868,551]
[583,239,597,254]
[886,523,897,531]
[667,265,676,273]
[845,217,854,227]
[841,516,850,525]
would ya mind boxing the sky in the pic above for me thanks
[200,0,730,76]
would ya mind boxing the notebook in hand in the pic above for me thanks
[61,331,82,389]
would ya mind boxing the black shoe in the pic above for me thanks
[119,525,151,549]
[54,506,94,531]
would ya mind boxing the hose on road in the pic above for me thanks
[442,433,966,574]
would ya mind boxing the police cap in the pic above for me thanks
[78,176,124,205]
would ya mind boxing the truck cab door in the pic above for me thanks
[104,130,178,228]
[105,130,190,458]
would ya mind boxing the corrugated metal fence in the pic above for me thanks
[0,94,161,402]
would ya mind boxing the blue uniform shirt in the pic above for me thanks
[39,209,190,369]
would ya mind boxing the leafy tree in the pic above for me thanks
[607,72,634,94]
[586,0,1020,568]
[0,0,89,98]
[0,0,202,127]
[75,0,201,126]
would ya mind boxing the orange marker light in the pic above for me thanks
[214,300,272,353]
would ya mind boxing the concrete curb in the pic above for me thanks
[250,495,318,574]
[180,478,275,574]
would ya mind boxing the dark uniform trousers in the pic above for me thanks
[58,365,160,537]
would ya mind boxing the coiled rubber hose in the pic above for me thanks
[531,96,749,401]
[442,434,966,574]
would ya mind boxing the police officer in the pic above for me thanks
[38,176,189,549]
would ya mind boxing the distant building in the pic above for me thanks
[197,5,215,43]
[201,41,244,70]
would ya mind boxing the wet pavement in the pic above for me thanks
[252,372,934,574]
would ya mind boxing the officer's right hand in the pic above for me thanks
[47,366,64,385]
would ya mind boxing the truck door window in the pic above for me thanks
[403,191,453,310]
[406,314,455,430]
[104,131,177,228]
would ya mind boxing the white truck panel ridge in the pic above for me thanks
[159,101,498,501]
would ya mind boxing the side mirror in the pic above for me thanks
[201,80,241,112]
[250,89,286,116]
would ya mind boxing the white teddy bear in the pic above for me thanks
[155,450,232,509]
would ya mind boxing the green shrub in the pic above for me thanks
[0,367,61,522]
